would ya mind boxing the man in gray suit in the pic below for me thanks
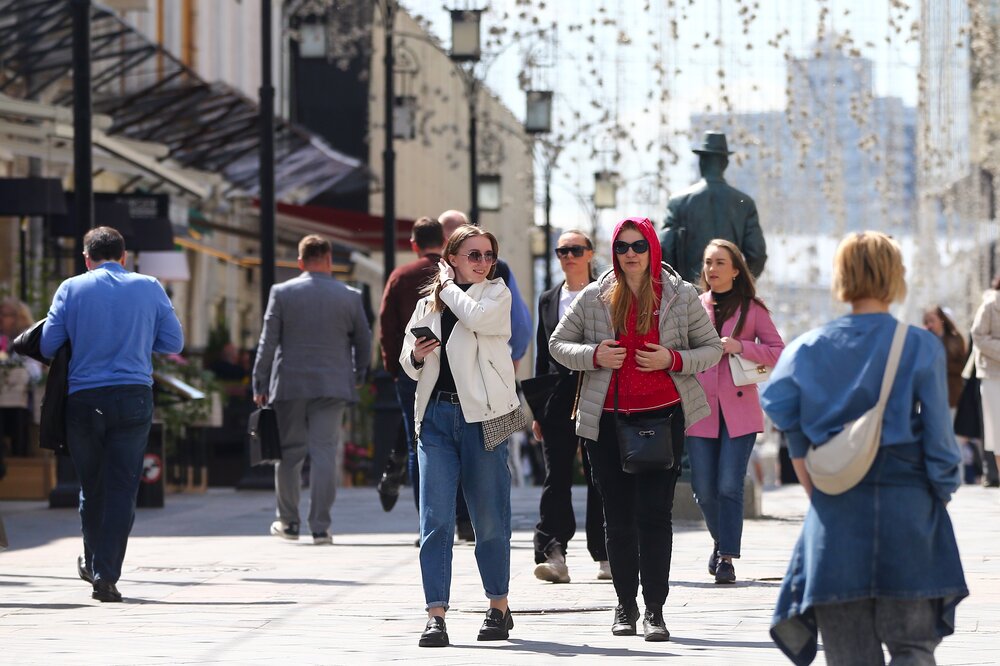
[253,235,371,544]
[660,131,767,285]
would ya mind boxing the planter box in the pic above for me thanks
[0,455,56,500]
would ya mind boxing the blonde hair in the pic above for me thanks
[607,222,657,335]
[831,231,907,304]
[423,224,499,312]
[0,298,35,337]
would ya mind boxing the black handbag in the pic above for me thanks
[613,372,674,474]
[954,365,983,440]
[247,407,282,465]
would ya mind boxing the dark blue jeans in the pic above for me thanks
[67,385,153,584]
[686,418,756,558]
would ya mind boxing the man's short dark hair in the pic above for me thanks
[411,216,444,250]
[298,234,331,262]
[83,226,125,262]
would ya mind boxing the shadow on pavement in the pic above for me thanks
[241,577,363,586]
[126,599,296,606]
[670,636,777,649]
[475,638,674,657]
[0,603,90,610]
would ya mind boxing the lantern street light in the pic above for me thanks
[594,170,619,209]
[525,90,553,134]
[448,8,484,224]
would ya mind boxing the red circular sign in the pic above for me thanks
[142,453,162,484]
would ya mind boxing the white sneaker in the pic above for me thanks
[534,551,571,583]
[597,560,613,580]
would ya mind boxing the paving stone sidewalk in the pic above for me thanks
[1,484,997,665]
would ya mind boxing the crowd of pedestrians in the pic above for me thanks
[4,134,983,664]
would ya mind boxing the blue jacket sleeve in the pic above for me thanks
[505,268,531,361]
[916,343,962,502]
[40,282,69,359]
[760,345,809,458]
[152,284,185,354]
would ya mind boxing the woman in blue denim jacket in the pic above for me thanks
[761,232,967,665]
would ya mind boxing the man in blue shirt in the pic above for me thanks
[41,226,184,602]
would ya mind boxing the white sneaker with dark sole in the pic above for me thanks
[534,553,570,583]
[597,560,613,580]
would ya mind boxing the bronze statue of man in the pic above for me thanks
[660,132,767,285]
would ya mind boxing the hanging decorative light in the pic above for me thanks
[594,170,619,209]
[449,9,483,62]
[477,174,502,211]
[525,90,553,134]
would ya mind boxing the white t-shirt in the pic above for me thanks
[559,285,583,321]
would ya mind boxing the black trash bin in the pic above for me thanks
[136,422,165,508]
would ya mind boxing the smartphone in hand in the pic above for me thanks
[410,326,440,344]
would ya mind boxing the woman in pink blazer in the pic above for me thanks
[687,239,784,584]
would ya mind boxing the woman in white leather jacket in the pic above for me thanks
[400,224,520,648]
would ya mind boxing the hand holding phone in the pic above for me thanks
[410,326,440,344]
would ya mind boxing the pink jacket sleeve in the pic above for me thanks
[739,302,784,367]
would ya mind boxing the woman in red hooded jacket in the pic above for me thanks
[549,218,722,641]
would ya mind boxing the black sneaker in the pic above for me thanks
[611,603,640,636]
[643,608,670,642]
[708,541,720,577]
[270,520,299,540]
[477,607,514,641]
[418,616,449,647]
[715,559,736,584]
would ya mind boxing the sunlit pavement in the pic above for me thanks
[1,483,997,664]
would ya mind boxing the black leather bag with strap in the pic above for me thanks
[613,372,674,474]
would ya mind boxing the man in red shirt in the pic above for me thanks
[377,217,444,513]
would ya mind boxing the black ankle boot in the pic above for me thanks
[643,608,670,642]
[611,602,640,636]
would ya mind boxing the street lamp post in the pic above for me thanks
[448,8,484,224]
[378,0,398,283]
[71,0,93,277]
[260,0,276,313]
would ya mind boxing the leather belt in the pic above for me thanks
[435,390,461,404]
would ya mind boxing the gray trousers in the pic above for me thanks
[272,398,347,534]
[814,598,942,666]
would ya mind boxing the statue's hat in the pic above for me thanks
[692,131,733,155]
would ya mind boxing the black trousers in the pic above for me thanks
[533,413,607,563]
[0,407,31,457]
[586,407,683,609]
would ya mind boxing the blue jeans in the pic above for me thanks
[417,396,511,610]
[398,375,471,523]
[687,418,756,558]
[66,385,153,584]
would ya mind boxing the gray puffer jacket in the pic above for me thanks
[549,263,723,441]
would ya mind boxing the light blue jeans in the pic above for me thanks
[686,417,756,558]
[417,396,511,610]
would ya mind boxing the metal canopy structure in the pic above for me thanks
[0,0,365,203]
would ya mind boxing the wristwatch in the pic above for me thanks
[410,351,424,369]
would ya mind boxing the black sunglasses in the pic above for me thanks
[554,245,588,258]
[613,239,650,255]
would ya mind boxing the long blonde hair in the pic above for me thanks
[422,224,499,312]
[607,222,657,335]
